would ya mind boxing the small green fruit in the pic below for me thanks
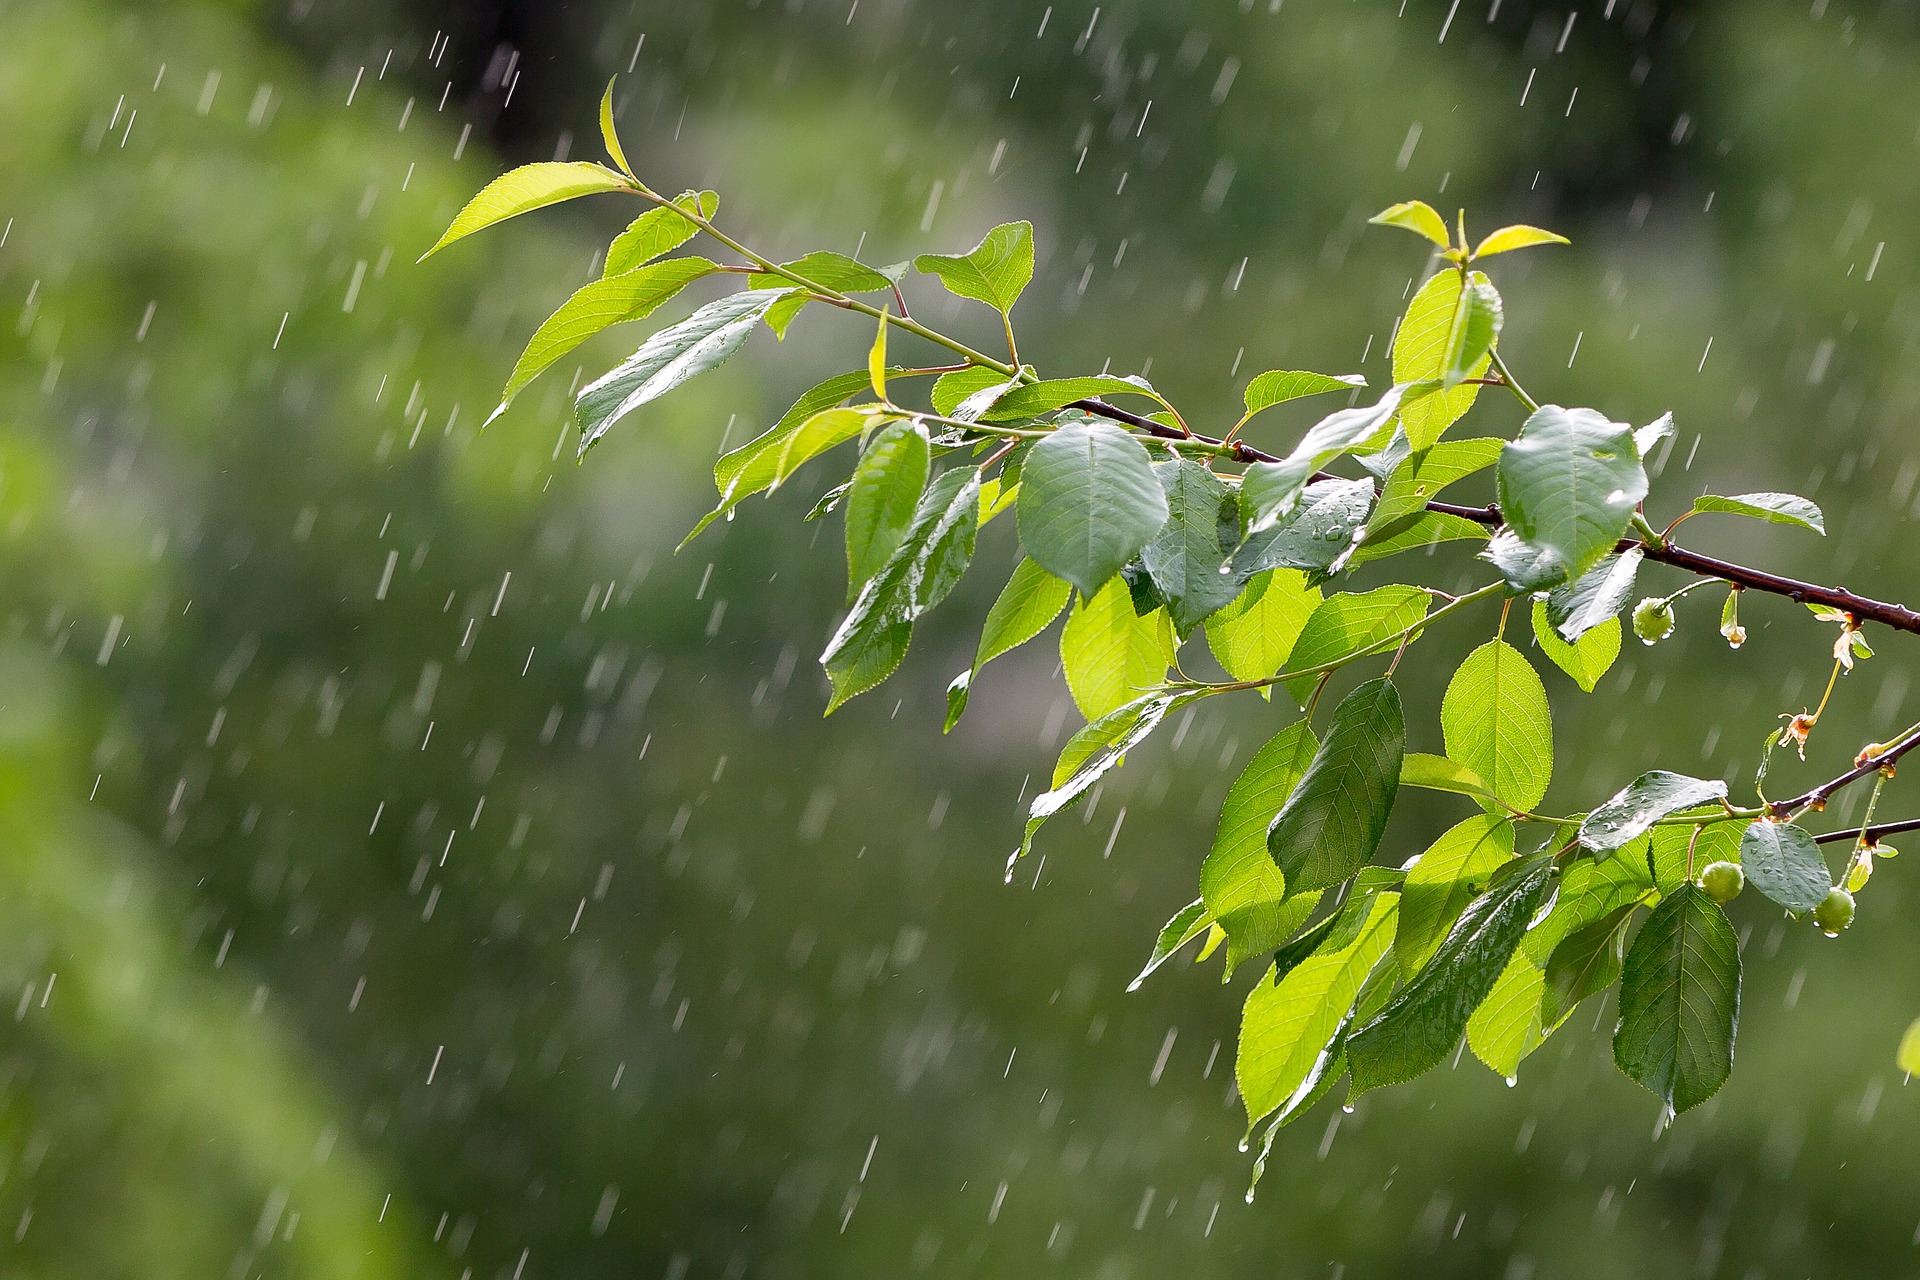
[1632,597,1676,645]
[1813,886,1855,936]
[1700,860,1744,903]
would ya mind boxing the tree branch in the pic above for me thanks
[1769,725,1920,817]
[1815,816,1920,846]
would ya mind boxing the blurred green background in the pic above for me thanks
[5,0,1920,1276]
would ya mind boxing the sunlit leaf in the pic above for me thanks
[1393,271,1493,448]
[603,191,716,276]
[914,221,1035,314]
[1369,200,1451,248]
[1690,492,1825,535]
[421,161,630,259]
[844,420,930,597]
[1530,599,1620,692]
[1242,370,1367,416]
[1238,892,1399,1129]
[1204,570,1319,684]
[1441,639,1552,812]
[1060,576,1175,721]
[1398,815,1516,976]
[1472,224,1571,258]
[490,257,717,423]
[1130,899,1214,990]
[1205,721,1321,973]
[576,289,794,454]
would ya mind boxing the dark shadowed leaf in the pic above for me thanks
[1397,816,1516,976]
[1267,678,1405,895]
[844,421,931,597]
[1346,860,1553,1096]
[1140,461,1240,633]
[1614,885,1740,1114]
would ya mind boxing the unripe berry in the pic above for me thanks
[1632,597,1675,645]
[1700,860,1744,903]
[1813,886,1855,936]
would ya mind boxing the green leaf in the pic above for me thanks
[576,289,793,454]
[1281,586,1429,705]
[1472,224,1571,258]
[603,191,716,276]
[1443,276,1504,389]
[1523,855,1653,966]
[1398,816,1516,976]
[1530,599,1619,692]
[489,257,718,424]
[1233,478,1374,580]
[1204,722,1321,973]
[822,617,911,714]
[1129,899,1214,990]
[845,421,931,597]
[976,558,1073,669]
[1242,371,1367,416]
[599,79,634,176]
[1238,892,1399,1129]
[1578,771,1729,855]
[867,310,888,400]
[820,468,980,711]
[1441,639,1553,812]
[1400,752,1503,809]
[1540,903,1635,1026]
[1204,570,1319,684]
[1613,885,1740,1114]
[1393,271,1494,448]
[984,375,1157,421]
[772,407,877,489]
[689,370,914,543]
[1060,577,1175,721]
[914,221,1035,314]
[1739,820,1831,912]
[1017,421,1169,597]
[948,555,1073,731]
[1140,461,1239,634]
[1369,200,1451,248]
[1347,511,1489,568]
[1494,405,1649,587]
[931,366,1014,416]
[1690,492,1826,535]
[1634,412,1676,460]
[1020,690,1201,856]
[1363,437,1502,542]
[1347,860,1553,1096]
[1648,822,1741,895]
[1545,548,1643,642]
[1267,677,1405,895]
[759,250,902,296]
[1465,952,1552,1079]
[1898,1018,1920,1076]
[420,161,630,260]
[1239,386,1411,532]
